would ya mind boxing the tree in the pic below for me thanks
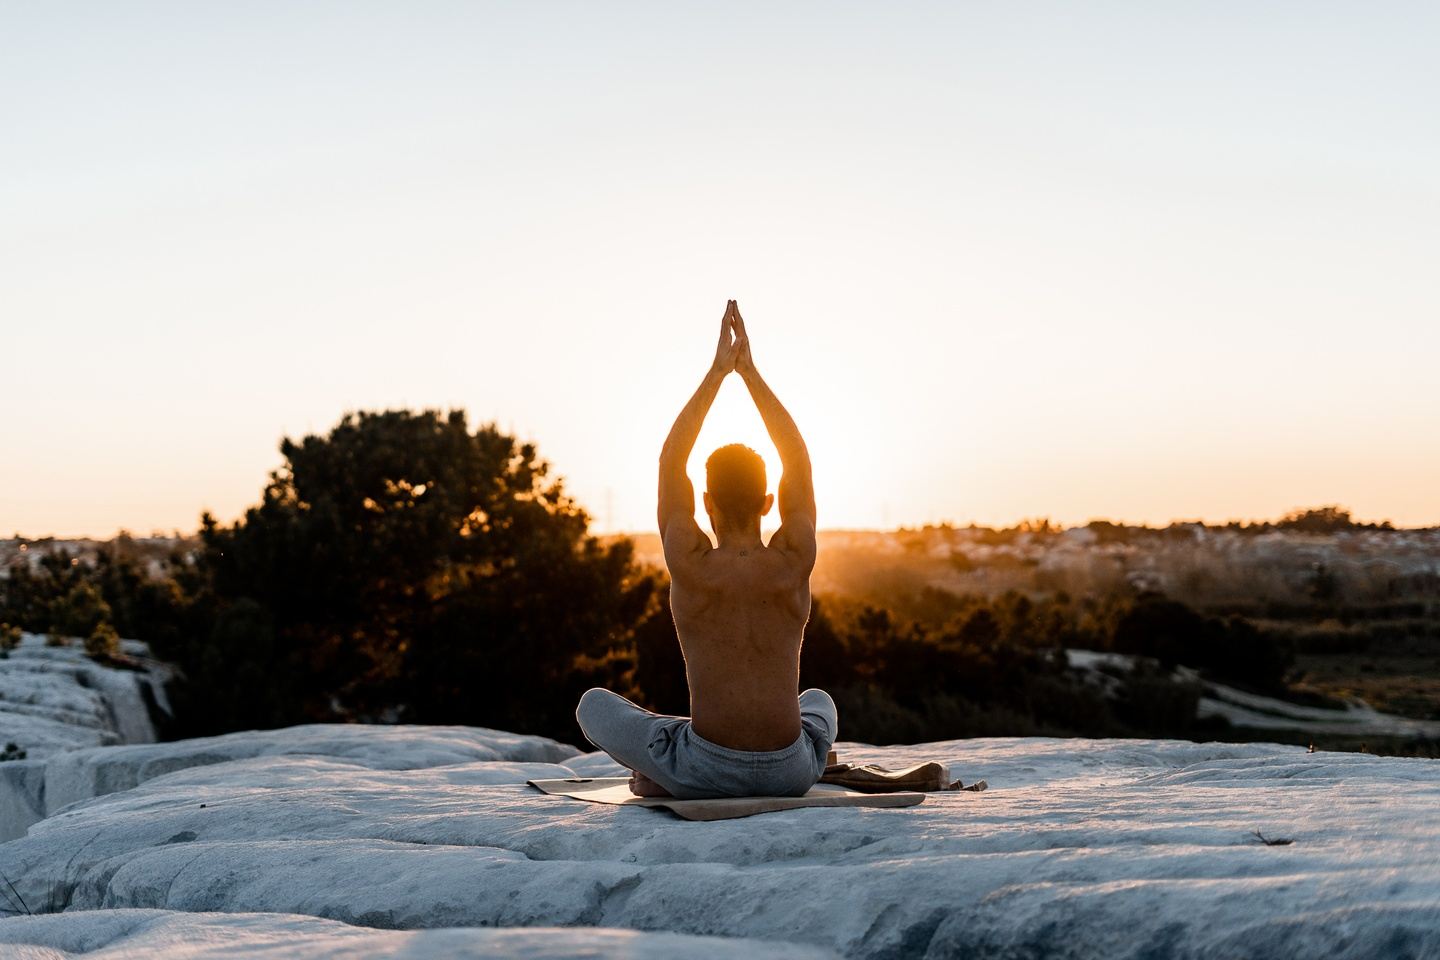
[798,599,853,691]
[0,549,84,634]
[1278,506,1370,534]
[48,581,115,645]
[632,594,688,716]
[84,621,121,660]
[1307,562,1340,604]
[957,607,1001,648]
[193,409,655,743]
[1111,596,1291,692]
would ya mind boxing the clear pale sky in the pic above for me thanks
[3,2,1437,538]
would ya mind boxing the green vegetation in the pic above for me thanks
[1,410,1434,751]
[3,554,135,658]
[2,411,657,744]
[632,590,1256,745]
[0,623,20,656]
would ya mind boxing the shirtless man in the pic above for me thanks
[576,300,837,799]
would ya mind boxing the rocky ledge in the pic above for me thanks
[0,910,831,959]
[1,724,1437,959]
[0,632,172,762]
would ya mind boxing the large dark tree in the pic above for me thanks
[194,409,657,742]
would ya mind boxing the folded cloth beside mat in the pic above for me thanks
[819,751,988,793]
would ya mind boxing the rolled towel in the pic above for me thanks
[820,760,954,793]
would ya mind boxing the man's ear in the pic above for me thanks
[761,493,775,517]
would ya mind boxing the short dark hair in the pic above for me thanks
[705,444,767,519]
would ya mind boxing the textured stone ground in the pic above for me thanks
[0,633,170,761]
[2,724,1437,958]
[0,910,835,959]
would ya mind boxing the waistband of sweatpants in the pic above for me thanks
[684,725,810,764]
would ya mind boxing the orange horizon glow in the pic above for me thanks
[4,6,1438,539]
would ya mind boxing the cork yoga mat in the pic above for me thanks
[527,777,926,822]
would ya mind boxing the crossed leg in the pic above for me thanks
[577,686,840,798]
[576,688,684,797]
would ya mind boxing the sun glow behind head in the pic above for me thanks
[689,376,783,535]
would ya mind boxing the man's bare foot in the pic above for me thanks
[629,770,673,798]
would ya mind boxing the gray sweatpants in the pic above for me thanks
[575,687,838,800]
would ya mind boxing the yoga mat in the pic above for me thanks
[527,777,926,822]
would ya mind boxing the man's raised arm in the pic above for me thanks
[732,305,817,560]
[658,301,741,551]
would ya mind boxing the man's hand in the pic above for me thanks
[732,301,757,380]
[711,300,741,376]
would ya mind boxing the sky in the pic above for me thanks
[3,2,1437,537]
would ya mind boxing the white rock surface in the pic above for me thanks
[1197,682,1440,737]
[0,910,836,959]
[0,633,172,758]
[1066,648,1440,739]
[0,722,578,842]
[1,632,179,842]
[2,726,1437,958]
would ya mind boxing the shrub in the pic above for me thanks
[48,582,113,644]
[84,621,121,660]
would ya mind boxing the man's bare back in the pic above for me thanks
[657,300,819,751]
[668,536,812,750]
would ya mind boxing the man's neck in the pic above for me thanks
[714,526,764,551]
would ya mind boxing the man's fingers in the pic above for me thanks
[717,301,744,352]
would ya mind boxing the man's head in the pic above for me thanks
[703,443,773,532]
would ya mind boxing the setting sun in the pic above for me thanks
[3,3,1436,539]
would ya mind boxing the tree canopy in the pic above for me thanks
[186,409,656,740]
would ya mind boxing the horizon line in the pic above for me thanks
[11,510,1438,544]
